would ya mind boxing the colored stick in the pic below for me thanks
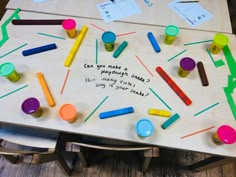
[156,66,192,106]
[64,25,88,67]
[22,43,57,56]
[147,32,161,53]
[12,19,64,25]
[113,41,128,58]
[36,72,55,107]
[99,107,134,119]
[197,61,209,86]
[161,113,180,129]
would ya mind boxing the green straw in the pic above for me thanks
[167,49,187,62]
[0,85,28,99]
[0,43,28,59]
[194,102,219,116]
[184,40,212,46]
[37,32,65,40]
[96,39,98,64]
[84,96,109,122]
[149,88,172,110]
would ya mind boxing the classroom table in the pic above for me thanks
[0,9,236,168]
[6,0,233,34]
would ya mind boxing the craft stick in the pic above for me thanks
[197,62,209,86]
[113,41,128,58]
[161,113,180,129]
[22,43,57,56]
[99,107,134,119]
[12,19,64,25]
[64,25,88,67]
[147,32,161,53]
[36,72,55,107]
[156,66,192,106]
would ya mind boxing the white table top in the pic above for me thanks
[0,10,236,158]
[6,0,232,33]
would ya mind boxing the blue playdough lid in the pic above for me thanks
[102,31,116,44]
[136,118,154,137]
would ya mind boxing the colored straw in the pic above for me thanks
[194,102,219,116]
[84,96,109,122]
[0,85,28,99]
[135,55,154,77]
[60,69,70,95]
[167,49,187,62]
[89,23,105,32]
[37,32,65,40]
[0,43,28,59]
[181,126,215,139]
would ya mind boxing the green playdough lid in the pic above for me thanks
[0,62,15,76]
[165,25,179,36]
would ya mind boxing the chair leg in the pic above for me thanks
[56,155,74,176]
[1,154,19,164]
[187,156,236,171]
[77,151,88,167]
[142,147,159,172]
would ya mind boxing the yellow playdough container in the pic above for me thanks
[209,33,229,54]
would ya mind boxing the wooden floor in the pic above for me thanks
[0,1,236,177]
[0,148,235,177]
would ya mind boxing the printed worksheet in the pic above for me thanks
[169,0,213,27]
[97,0,141,22]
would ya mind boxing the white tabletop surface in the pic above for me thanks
[6,0,232,33]
[0,10,236,158]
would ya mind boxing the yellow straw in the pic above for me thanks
[64,25,88,67]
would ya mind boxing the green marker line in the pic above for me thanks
[37,32,65,40]
[215,59,225,67]
[224,86,236,121]
[194,102,219,117]
[206,49,217,67]
[96,39,98,64]
[223,45,236,77]
[0,85,28,99]
[167,49,187,62]
[84,96,109,122]
[0,43,27,59]
[184,40,212,46]
[149,87,172,110]
[0,8,21,47]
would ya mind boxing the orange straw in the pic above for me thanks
[60,69,70,95]
[180,126,215,139]
[36,72,55,107]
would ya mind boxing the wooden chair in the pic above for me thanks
[62,132,159,172]
[0,125,76,176]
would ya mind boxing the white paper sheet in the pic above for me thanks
[169,0,213,27]
[97,0,141,22]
